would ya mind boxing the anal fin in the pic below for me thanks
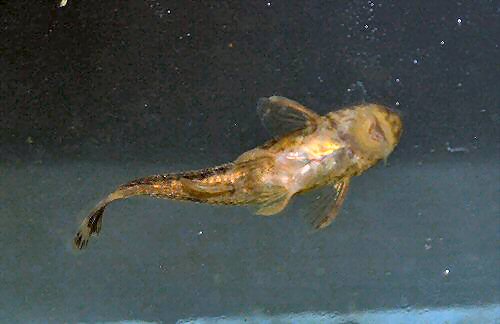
[254,185,291,216]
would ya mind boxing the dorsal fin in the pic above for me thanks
[257,96,321,137]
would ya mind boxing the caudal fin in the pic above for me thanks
[73,205,106,250]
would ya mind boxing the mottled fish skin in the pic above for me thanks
[73,97,402,250]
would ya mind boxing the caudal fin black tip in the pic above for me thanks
[73,206,105,250]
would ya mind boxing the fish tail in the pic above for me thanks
[73,189,128,250]
[73,203,106,249]
[73,163,237,250]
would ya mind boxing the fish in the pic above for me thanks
[73,96,402,249]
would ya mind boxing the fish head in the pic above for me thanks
[351,104,403,159]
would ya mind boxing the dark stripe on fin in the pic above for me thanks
[73,205,106,250]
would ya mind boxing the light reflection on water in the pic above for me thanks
[177,304,500,324]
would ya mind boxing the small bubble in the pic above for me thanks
[440,40,445,46]
[266,1,271,6]
[457,18,462,25]
[443,268,450,276]
[364,24,369,29]
[395,78,400,83]
[395,101,400,106]
[413,59,419,64]
[198,231,203,235]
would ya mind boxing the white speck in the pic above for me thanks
[440,40,445,46]
[144,103,148,108]
[395,78,400,83]
[186,32,191,37]
[480,109,486,112]
[413,59,419,64]
[167,9,171,14]
[364,24,369,29]
[457,18,462,25]
[317,76,323,82]
[446,143,469,153]
[395,101,400,106]
[443,268,450,276]
[424,238,432,250]
[198,231,203,235]
[179,36,183,40]
[457,82,462,87]
[266,2,271,6]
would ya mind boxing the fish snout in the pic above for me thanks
[371,104,403,146]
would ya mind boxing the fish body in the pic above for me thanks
[74,96,402,249]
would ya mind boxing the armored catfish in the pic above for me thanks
[74,96,402,249]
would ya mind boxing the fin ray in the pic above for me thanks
[257,96,321,137]
[308,177,351,229]
[253,185,291,216]
[73,204,106,250]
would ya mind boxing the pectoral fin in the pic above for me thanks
[309,178,351,229]
[257,96,321,137]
